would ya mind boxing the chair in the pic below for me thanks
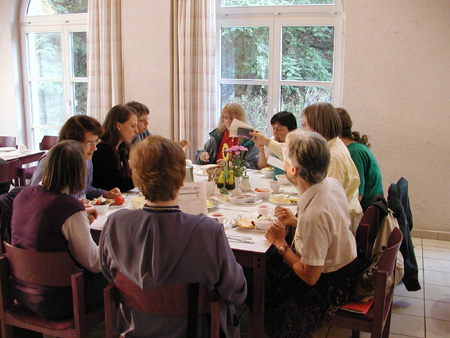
[0,137,16,148]
[330,227,403,338]
[0,159,20,189]
[0,187,26,253]
[0,243,104,338]
[19,135,58,185]
[104,272,221,338]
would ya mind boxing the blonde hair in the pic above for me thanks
[130,135,186,202]
[42,140,86,194]
[216,103,247,133]
[302,102,342,140]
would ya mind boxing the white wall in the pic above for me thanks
[343,0,450,237]
[0,0,18,138]
[121,0,173,139]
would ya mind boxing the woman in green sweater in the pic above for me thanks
[337,108,384,211]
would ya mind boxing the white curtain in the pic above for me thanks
[174,0,216,159]
[87,0,123,122]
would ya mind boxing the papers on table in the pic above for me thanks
[178,181,207,215]
[0,150,23,161]
[229,119,255,139]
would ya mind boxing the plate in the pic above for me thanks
[230,194,262,205]
[0,147,16,152]
[233,216,273,232]
[110,199,129,209]
[207,198,220,209]
[268,194,299,205]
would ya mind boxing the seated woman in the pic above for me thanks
[100,135,247,337]
[301,102,363,234]
[11,140,107,319]
[337,107,384,211]
[263,130,359,338]
[256,111,297,179]
[195,103,258,169]
[30,115,121,202]
[92,105,138,192]
[125,101,152,144]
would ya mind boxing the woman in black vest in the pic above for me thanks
[11,140,107,319]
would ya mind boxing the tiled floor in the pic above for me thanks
[239,237,450,338]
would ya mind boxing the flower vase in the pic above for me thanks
[225,170,235,190]
[231,176,243,197]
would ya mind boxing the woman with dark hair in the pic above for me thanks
[256,111,298,178]
[301,102,362,234]
[92,105,139,192]
[100,135,247,337]
[195,103,258,169]
[11,140,107,319]
[30,115,121,201]
[261,130,359,337]
[337,107,383,211]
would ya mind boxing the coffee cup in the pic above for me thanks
[256,204,272,216]
[211,212,228,224]
[269,180,280,193]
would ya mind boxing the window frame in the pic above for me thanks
[216,12,344,134]
[19,1,87,149]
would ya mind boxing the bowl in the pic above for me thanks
[131,196,146,210]
[254,216,275,230]
[90,200,112,214]
[254,188,271,200]
[261,168,273,178]
[256,203,272,216]
[276,174,290,185]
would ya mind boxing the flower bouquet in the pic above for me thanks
[217,144,248,194]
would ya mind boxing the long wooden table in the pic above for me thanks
[90,168,298,337]
[0,149,45,185]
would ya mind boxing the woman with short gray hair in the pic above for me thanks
[262,130,359,338]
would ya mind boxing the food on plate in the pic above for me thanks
[261,167,273,172]
[92,197,112,206]
[236,217,255,230]
[269,194,298,204]
[114,195,125,205]
[255,188,269,192]
[235,194,255,200]
[206,199,217,208]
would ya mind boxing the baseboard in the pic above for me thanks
[411,229,450,241]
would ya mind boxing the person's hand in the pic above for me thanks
[274,205,297,227]
[80,198,90,205]
[216,158,224,166]
[86,207,98,224]
[199,151,210,163]
[103,188,121,199]
[265,219,287,247]
[250,131,270,148]
[178,139,191,150]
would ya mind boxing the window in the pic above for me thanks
[217,0,343,134]
[20,0,88,149]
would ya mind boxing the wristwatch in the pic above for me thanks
[277,245,289,256]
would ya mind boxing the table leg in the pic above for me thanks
[252,256,265,338]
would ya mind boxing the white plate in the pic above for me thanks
[207,198,220,209]
[230,194,262,205]
[268,194,299,205]
[110,199,129,209]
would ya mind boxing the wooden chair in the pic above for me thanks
[330,227,403,338]
[0,242,104,338]
[19,135,58,184]
[0,160,19,187]
[104,272,221,338]
[0,137,16,148]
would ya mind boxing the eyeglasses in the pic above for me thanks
[85,139,101,148]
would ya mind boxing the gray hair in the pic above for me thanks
[285,130,330,184]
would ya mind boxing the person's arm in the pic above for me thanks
[257,145,268,169]
[214,225,247,304]
[61,210,101,273]
[195,137,215,164]
[265,220,322,286]
[29,154,47,186]
[267,139,285,159]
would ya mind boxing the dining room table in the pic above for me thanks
[0,147,45,185]
[90,166,299,338]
